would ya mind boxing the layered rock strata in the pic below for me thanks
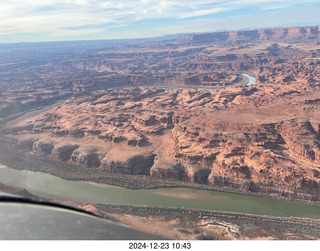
[1,25,320,201]
[4,84,320,201]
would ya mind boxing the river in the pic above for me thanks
[0,164,319,219]
[242,73,256,86]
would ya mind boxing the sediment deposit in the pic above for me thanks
[96,205,320,240]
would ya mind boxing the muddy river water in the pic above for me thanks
[0,164,319,219]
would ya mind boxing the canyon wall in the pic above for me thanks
[1,25,320,201]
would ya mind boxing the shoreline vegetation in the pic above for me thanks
[0,139,319,207]
[0,139,319,239]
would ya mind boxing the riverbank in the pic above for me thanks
[0,140,320,210]
[0,142,319,206]
[2,163,320,218]
[95,204,320,240]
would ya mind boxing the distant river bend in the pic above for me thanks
[242,73,256,86]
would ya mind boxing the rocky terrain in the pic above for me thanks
[4,82,320,201]
[95,205,320,240]
[179,26,320,43]
[1,25,320,202]
[2,25,320,120]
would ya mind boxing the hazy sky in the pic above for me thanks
[1,0,320,43]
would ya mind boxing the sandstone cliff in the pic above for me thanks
[178,26,320,44]
[1,25,320,201]
[5,83,320,201]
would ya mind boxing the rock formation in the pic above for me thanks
[1,25,320,201]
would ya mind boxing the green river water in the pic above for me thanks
[0,164,319,219]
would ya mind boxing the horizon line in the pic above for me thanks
[1,23,319,45]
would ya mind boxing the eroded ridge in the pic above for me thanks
[1,25,320,202]
[4,82,320,201]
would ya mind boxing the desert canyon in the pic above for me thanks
[1,25,320,239]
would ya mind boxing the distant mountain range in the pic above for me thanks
[178,25,320,43]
